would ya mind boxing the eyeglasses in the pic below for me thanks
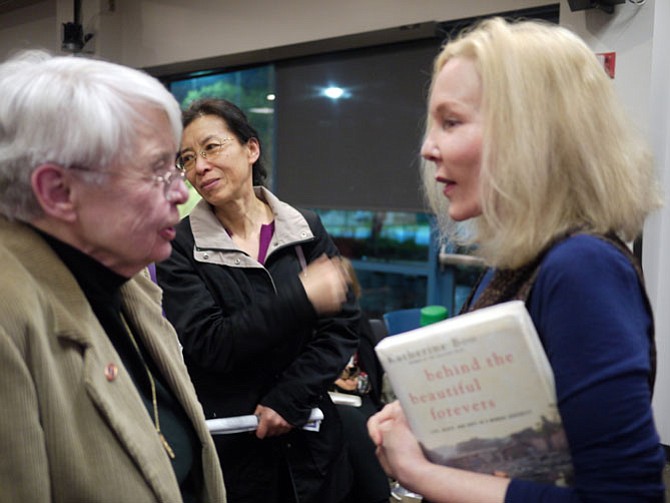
[153,168,186,202]
[68,165,186,202]
[176,137,234,172]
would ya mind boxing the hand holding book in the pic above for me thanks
[368,400,428,477]
[373,301,573,484]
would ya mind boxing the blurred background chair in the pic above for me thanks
[368,318,388,345]
[382,308,422,336]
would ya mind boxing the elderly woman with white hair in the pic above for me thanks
[0,51,226,502]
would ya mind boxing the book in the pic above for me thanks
[375,300,573,484]
[206,407,324,435]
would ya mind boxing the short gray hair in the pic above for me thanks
[0,50,182,221]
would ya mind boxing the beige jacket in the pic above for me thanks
[0,217,226,502]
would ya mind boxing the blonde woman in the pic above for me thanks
[368,18,665,502]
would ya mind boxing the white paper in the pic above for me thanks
[206,407,324,435]
[328,391,362,407]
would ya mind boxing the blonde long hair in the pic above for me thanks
[422,17,662,269]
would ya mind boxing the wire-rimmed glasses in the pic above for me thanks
[68,164,186,202]
[175,137,234,172]
[153,169,186,201]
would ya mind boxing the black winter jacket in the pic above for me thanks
[157,188,359,503]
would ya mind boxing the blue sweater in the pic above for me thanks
[474,235,665,502]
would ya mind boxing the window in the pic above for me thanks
[274,38,438,213]
[161,4,558,318]
[314,209,433,318]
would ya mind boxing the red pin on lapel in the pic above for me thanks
[104,363,119,381]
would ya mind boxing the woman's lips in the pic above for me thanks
[442,180,456,198]
[200,178,219,191]
[159,226,176,241]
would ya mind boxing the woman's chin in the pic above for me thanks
[150,244,174,265]
[448,209,469,222]
[448,203,482,222]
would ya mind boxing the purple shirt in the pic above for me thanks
[258,221,275,264]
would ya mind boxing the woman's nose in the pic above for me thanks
[194,153,211,172]
[168,177,190,204]
[420,137,439,161]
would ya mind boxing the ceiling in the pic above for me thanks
[0,0,44,16]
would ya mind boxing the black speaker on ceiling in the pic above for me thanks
[568,0,625,14]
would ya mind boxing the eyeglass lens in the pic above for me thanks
[176,138,231,172]
[162,170,185,202]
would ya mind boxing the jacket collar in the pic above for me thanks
[0,217,101,348]
[189,186,314,258]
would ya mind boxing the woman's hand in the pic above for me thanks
[299,255,350,315]
[254,405,293,439]
[368,401,510,503]
[367,401,427,480]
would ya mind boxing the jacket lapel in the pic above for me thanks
[2,220,181,500]
[80,323,180,500]
[120,277,226,499]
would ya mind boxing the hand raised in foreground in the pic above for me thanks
[299,254,351,315]
[254,404,293,439]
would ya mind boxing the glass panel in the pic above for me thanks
[356,268,428,320]
[313,209,431,264]
[313,208,432,318]
[274,39,438,212]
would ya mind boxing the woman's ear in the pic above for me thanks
[246,138,260,164]
[30,164,77,222]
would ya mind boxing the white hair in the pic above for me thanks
[0,50,182,221]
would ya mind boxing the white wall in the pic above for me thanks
[644,0,670,445]
[2,0,555,64]
[561,0,670,446]
[91,0,552,68]
[560,1,654,146]
[0,1,54,58]
[1,0,668,443]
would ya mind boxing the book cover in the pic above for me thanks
[375,300,573,484]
